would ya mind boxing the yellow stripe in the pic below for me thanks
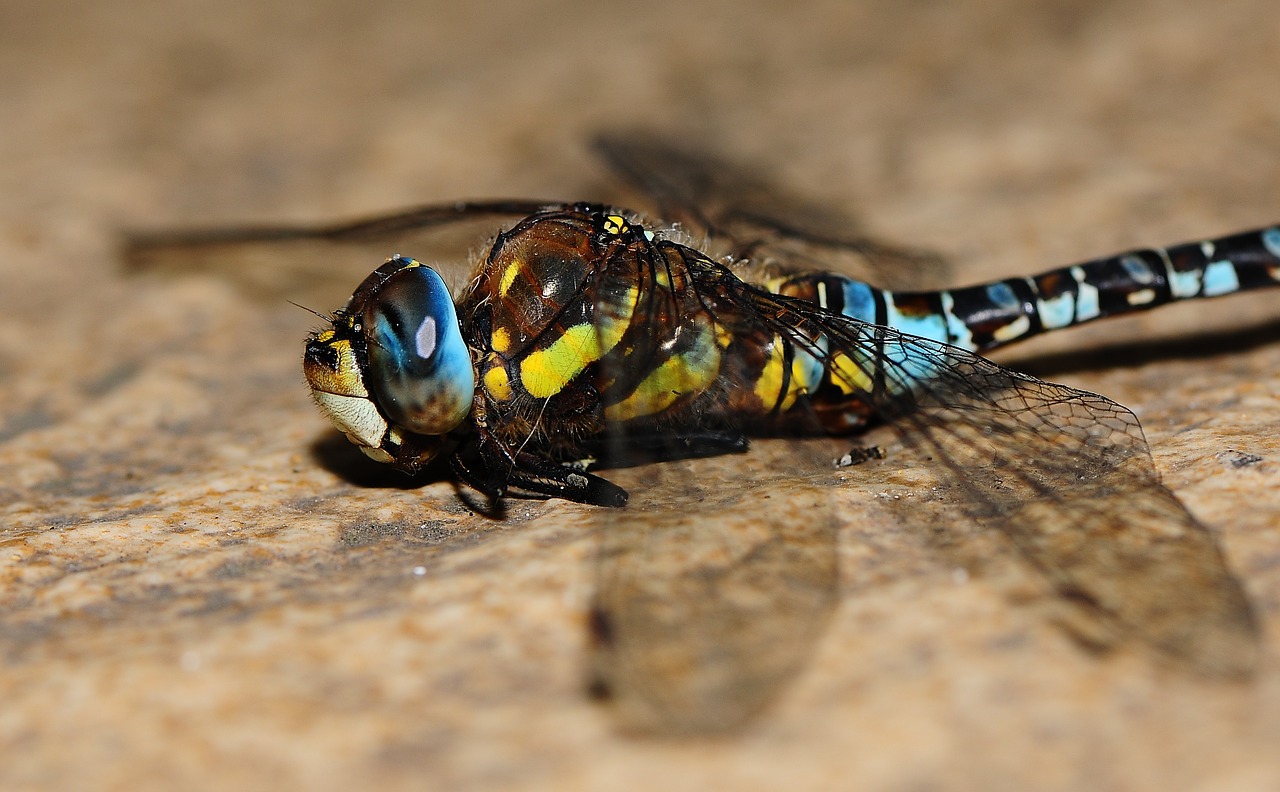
[483,364,513,402]
[593,285,637,352]
[498,260,522,296]
[492,326,511,354]
[604,357,684,422]
[754,338,789,411]
[605,321,721,423]
[516,286,639,399]
[752,336,825,413]
[520,323,601,399]
[831,352,874,395]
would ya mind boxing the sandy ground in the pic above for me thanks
[2,0,1280,789]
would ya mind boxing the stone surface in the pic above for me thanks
[2,0,1279,789]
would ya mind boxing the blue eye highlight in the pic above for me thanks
[362,260,475,435]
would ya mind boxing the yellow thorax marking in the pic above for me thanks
[604,320,721,423]
[602,214,629,236]
[519,323,604,399]
[492,326,511,354]
[483,363,513,402]
[498,259,522,296]
[515,278,639,398]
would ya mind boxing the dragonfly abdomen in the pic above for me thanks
[775,224,1280,355]
[733,224,1280,432]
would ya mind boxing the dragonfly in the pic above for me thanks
[126,136,1275,735]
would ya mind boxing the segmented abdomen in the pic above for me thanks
[776,225,1280,353]
[744,224,1280,428]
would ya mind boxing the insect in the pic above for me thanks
[127,137,1276,734]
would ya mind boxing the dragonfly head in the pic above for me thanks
[303,255,475,470]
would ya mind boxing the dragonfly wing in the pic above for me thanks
[748,287,1261,678]
[593,132,949,291]
[123,199,556,305]
[585,234,844,736]
[589,464,840,736]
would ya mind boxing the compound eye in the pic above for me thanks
[362,261,474,436]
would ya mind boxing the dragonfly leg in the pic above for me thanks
[451,431,629,507]
[597,428,750,468]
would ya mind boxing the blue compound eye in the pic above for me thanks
[362,261,475,436]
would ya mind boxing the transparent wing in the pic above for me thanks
[123,199,555,306]
[586,242,843,736]
[588,453,841,736]
[587,256,1259,738]
[593,132,950,291]
[744,284,1261,678]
